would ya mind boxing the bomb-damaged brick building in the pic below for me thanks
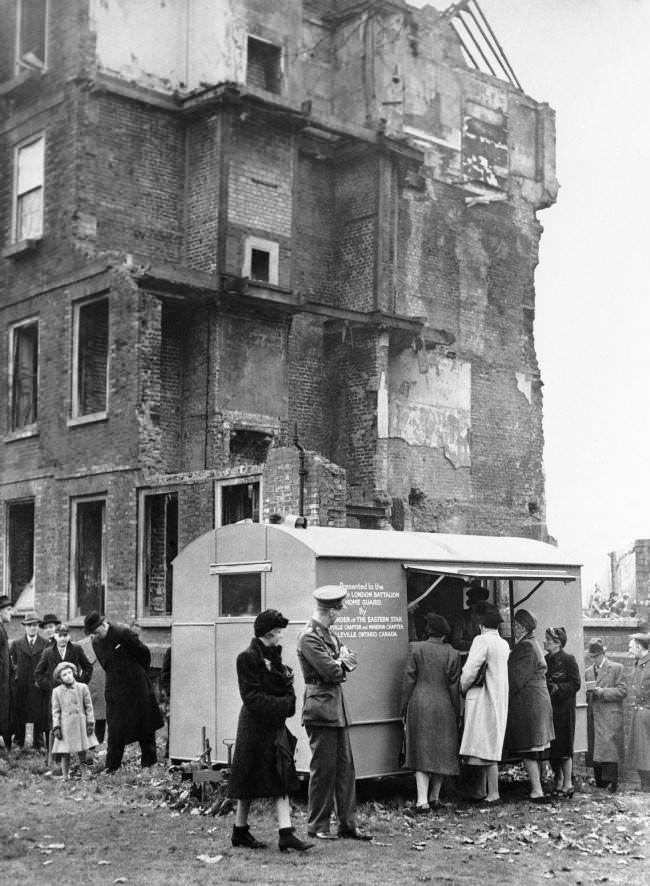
[0,0,558,651]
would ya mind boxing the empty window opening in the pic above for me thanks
[7,500,34,605]
[229,429,272,466]
[71,498,105,617]
[15,136,44,241]
[220,572,262,617]
[74,296,109,418]
[16,0,47,71]
[247,36,282,93]
[218,478,261,526]
[10,320,38,430]
[142,492,178,617]
[250,248,270,282]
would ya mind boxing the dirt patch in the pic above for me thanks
[0,749,647,885]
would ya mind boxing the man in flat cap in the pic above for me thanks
[84,612,163,772]
[0,595,14,750]
[584,638,627,792]
[627,632,650,791]
[296,586,372,841]
[10,611,48,750]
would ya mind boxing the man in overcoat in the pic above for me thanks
[84,611,163,772]
[10,611,48,749]
[584,638,627,792]
[296,586,372,842]
[0,596,14,750]
[627,631,650,791]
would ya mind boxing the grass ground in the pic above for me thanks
[0,746,648,886]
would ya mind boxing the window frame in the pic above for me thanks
[69,494,106,621]
[137,488,179,622]
[70,293,110,424]
[4,497,35,605]
[13,134,45,244]
[15,0,49,74]
[8,315,39,436]
[242,237,279,285]
[215,474,263,528]
[246,34,283,94]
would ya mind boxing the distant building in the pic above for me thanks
[0,1,558,648]
[609,540,650,624]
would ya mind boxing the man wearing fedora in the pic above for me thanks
[627,631,650,791]
[584,638,627,793]
[297,586,372,842]
[0,595,14,750]
[10,611,48,750]
[84,611,163,772]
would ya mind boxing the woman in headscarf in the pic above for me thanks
[400,613,461,813]
[459,604,510,804]
[504,609,555,801]
[544,626,581,798]
[227,609,313,852]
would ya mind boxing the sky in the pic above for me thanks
[411,0,650,595]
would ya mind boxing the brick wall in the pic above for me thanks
[263,446,347,527]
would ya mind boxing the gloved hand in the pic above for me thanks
[86,723,94,737]
[52,726,62,740]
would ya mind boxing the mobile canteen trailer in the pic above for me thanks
[169,523,586,777]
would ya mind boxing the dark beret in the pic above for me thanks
[424,613,451,638]
[515,608,537,632]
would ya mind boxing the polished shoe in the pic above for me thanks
[556,788,574,799]
[338,827,373,841]
[231,825,267,849]
[307,831,339,840]
[404,804,430,817]
[278,827,314,852]
[429,800,451,811]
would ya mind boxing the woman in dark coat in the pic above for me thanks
[504,609,554,800]
[228,609,312,853]
[544,626,581,797]
[400,613,461,812]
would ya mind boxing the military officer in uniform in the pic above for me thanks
[297,586,372,842]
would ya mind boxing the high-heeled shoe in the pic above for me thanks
[278,827,314,852]
[556,788,574,799]
[231,825,267,848]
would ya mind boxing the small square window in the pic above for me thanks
[247,36,282,94]
[242,237,279,286]
[220,572,262,617]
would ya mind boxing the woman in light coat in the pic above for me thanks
[460,604,510,804]
[585,638,627,792]
[400,613,461,812]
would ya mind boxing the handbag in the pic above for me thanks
[471,660,488,689]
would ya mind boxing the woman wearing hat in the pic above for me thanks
[544,626,581,797]
[459,604,510,804]
[400,613,461,813]
[585,638,627,792]
[50,662,97,780]
[227,609,313,852]
[503,609,555,801]
[627,632,650,791]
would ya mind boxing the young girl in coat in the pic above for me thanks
[51,661,98,779]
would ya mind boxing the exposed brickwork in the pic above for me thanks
[0,1,557,645]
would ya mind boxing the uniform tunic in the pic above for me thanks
[400,637,460,774]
